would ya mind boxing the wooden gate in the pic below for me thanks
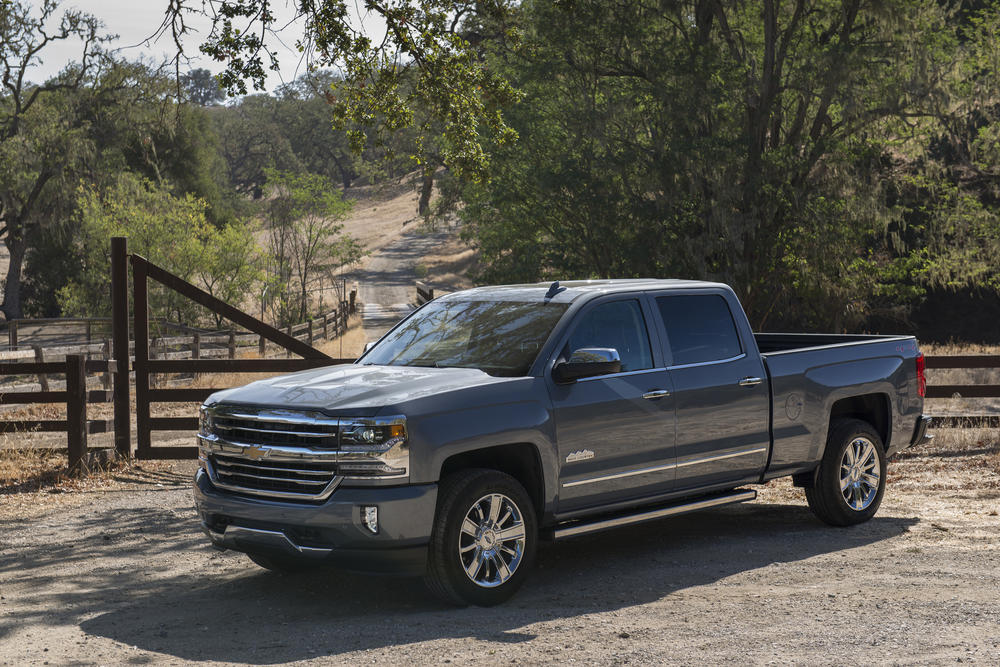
[110,237,352,459]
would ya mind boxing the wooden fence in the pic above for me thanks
[925,355,1000,427]
[415,280,435,305]
[0,355,116,471]
[125,244,355,459]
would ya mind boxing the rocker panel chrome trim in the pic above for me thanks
[552,490,757,539]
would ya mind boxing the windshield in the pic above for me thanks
[362,299,569,377]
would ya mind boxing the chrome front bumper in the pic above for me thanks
[204,523,333,558]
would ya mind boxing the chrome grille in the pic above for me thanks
[200,407,343,502]
[211,411,339,449]
[210,453,339,497]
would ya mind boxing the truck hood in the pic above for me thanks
[204,363,514,414]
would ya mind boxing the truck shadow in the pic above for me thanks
[77,502,917,664]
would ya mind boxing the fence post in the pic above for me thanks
[111,237,131,458]
[349,290,356,314]
[85,320,92,344]
[192,333,201,359]
[66,354,88,473]
[132,255,151,458]
[308,320,314,347]
[258,334,265,357]
[101,339,112,390]
[286,325,292,358]
[9,320,17,349]
[32,345,49,391]
[228,330,236,359]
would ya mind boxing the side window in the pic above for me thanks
[656,295,742,366]
[563,300,653,372]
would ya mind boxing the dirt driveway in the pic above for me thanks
[1,432,999,665]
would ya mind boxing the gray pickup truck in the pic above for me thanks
[194,279,931,605]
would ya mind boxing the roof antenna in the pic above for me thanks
[545,281,565,299]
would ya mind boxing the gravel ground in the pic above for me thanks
[1,432,999,666]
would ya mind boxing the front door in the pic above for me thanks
[548,297,676,512]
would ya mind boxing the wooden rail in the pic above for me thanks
[925,355,1000,427]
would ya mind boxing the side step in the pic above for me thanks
[551,489,757,540]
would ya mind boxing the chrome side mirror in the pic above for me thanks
[364,341,377,353]
[552,347,622,383]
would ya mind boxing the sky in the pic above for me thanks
[24,0,383,94]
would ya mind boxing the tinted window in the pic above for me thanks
[656,295,742,365]
[362,299,568,377]
[563,300,652,372]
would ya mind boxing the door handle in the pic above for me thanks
[642,389,671,400]
[738,377,763,387]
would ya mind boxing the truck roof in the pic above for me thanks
[438,279,730,304]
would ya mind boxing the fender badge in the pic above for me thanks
[566,449,595,463]
[242,445,270,460]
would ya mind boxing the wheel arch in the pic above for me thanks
[438,443,546,523]
[828,393,891,451]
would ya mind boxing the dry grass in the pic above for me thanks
[922,342,1000,356]
[0,445,175,496]
[417,231,479,293]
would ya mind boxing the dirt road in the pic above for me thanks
[354,229,452,342]
[1,432,999,665]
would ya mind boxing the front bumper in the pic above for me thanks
[193,469,437,576]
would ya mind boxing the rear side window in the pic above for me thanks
[656,295,742,366]
[563,299,653,372]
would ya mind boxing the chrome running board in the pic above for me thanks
[551,489,757,540]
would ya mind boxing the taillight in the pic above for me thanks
[916,353,926,398]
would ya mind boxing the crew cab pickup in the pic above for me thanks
[194,279,932,605]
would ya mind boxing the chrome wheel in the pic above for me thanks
[840,437,880,511]
[458,492,526,588]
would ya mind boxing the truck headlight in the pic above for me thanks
[198,405,213,436]
[338,417,408,478]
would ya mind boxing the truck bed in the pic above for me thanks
[755,332,922,478]
[754,332,911,355]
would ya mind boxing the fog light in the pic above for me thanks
[362,505,379,534]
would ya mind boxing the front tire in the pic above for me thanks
[806,418,887,526]
[425,469,537,606]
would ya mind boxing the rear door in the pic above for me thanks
[649,290,769,490]
[547,296,676,512]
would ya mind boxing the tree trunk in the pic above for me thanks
[418,166,435,216]
[1,234,26,321]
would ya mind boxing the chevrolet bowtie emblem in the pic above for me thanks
[242,445,270,460]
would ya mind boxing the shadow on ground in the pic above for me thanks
[4,502,915,664]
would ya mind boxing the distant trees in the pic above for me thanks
[0,0,108,320]
[458,0,1000,331]
[181,68,225,106]
[263,170,363,324]
[57,173,255,323]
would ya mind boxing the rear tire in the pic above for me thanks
[805,418,887,526]
[425,469,537,606]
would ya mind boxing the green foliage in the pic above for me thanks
[57,174,262,323]
[171,0,522,179]
[459,0,1000,331]
[262,169,364,324]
